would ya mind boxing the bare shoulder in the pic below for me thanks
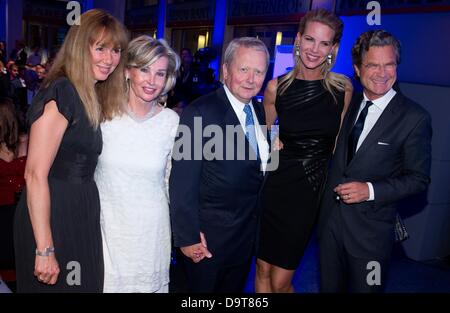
[344,77,353,93]
[264,78,278,102]
[341,76,353,109]
[266,78,278,94]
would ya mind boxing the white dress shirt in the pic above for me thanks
[224,85,270,172]
[353,88,397,201]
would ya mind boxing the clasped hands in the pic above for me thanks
[180,232,213,263]
[334,181,369,204]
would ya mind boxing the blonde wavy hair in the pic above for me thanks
[43,9,129,128]
[123,36,180,109]
[278,9,349,102]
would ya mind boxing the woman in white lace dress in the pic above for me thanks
[95,36,180,292]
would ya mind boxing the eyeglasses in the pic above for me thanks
[362,62,397,72]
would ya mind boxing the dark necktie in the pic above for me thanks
[243,104,259,158]
[347,100,373,164]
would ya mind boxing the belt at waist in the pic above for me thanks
[49,157,97,184]
[279,137,333,159]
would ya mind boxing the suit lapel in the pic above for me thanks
[216,87,242,128]
[218,88,265,162]
[341,94,363,166]
[218,88,265,129]
[252,98,265,126]
[344,94,364,135]
[217,87,256,159]
[252,98,270,144]
[349,93,404,166]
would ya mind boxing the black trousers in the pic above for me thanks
[319,211,389,293]
[179,249,252,293]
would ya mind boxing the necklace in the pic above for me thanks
[127,101,159,123]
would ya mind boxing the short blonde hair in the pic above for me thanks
[126,35,180,106]
[44,9,129,127]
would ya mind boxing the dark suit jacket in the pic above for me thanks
[318,91,432,259]
[169,87,267,267]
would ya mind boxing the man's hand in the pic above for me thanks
[334,182,369,204]
[180,232,212,263]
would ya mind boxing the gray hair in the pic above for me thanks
[223,37,270,70]
[351,30,401,68]
[126,35,181,104]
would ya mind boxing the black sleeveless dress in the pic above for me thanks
[14,77,104,292]
[257,78,344,270]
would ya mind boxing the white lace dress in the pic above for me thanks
[95,108,179,293]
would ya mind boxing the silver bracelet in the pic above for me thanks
[35,247,55,257]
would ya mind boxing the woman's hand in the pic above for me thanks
[34,254,60,285]
[273,137,284,151]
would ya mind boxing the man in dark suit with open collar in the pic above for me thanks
[318,30,432,292]
[169,37,270,292]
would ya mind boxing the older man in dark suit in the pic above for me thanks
[169,37,270,292]
[318,30,432,292]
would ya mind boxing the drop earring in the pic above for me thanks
[295,44,300,57]
[327,54,332,65]
[125,76,130,92]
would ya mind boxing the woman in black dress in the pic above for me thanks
[13,9,128,292]
[255,9,353,292]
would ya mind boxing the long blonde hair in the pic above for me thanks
[278,9,348,102]
[43,9,128,128]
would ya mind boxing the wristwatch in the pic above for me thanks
[35,247,55,257]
